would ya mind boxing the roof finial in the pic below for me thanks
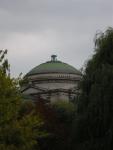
[51,55,57,62]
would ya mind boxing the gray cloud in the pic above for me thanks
[0,0,113,76]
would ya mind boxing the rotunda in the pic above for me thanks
[21,55,82,103]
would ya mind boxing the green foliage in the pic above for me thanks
[0,50,45,150]
[71,28,113,150]
[34,99,76,150]
[51,101,76,150]
[0,49,9,73]
[52,101,75,124]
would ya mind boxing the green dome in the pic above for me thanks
[26,55,81,76]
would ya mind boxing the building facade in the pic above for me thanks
[21,55,82,103]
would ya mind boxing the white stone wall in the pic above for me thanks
[27,73,81,81]
[22,73,82,102]
[35,82,77,90]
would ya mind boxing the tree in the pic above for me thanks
[71,28,113,150]
[0,50,44,150]
[34,99,75,150]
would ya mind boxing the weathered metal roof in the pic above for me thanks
[26,59,81,76]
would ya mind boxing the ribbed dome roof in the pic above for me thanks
[26,55,81,76]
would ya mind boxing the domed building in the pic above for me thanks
[21,55,82,103]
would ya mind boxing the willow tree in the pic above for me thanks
[71,28,113,150]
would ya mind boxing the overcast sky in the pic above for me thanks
[0,0,113,77]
